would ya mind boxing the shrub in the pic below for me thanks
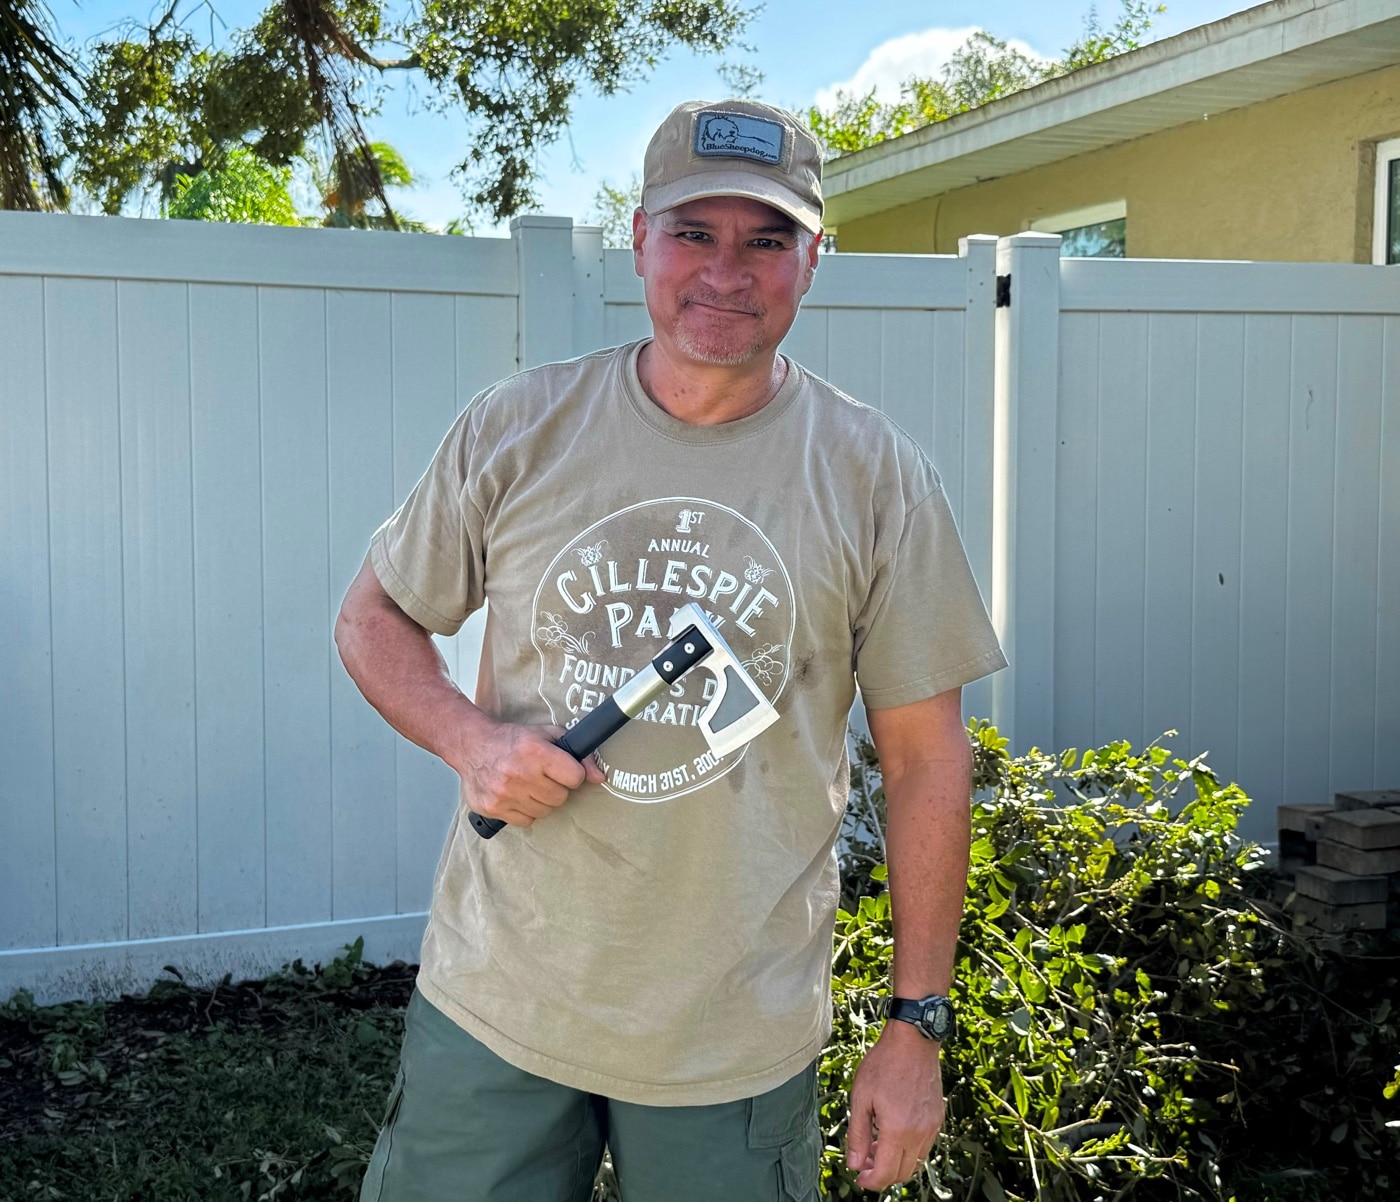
[821,724,1397,1201]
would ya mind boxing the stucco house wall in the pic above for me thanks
[834,63,1400,262]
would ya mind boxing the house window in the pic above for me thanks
[1373,138,1400,265]
[1029,200,1128,258]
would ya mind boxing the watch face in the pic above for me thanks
[921,999,954,1041]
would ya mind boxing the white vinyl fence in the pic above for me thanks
[993,236,1399,847]
[1,215,1395,1004]
[0,212,996,1003]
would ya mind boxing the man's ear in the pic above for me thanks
[632,207,649,276]
[801,227,822,293]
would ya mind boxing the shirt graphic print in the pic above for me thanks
[530,496,793,802]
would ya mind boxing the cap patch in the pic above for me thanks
[693,110,784,165]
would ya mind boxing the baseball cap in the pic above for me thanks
[641,99,824,235]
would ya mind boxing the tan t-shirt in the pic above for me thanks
[370,340,1006,1105]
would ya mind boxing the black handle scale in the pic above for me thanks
[468,626,711,840]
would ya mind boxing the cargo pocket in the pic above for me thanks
[747,1063,821,1202]
[746,1063,817,1149]
[359,1067,406,1202]
[777,1125,821,1202]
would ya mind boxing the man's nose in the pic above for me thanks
[699,240,752,291]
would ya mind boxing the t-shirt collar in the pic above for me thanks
[620,339,804,444]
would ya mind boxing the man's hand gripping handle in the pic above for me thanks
[468,626,711,839]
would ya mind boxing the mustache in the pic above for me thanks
[678,291,763,318]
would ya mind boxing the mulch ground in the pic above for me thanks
[0,948,417,1201]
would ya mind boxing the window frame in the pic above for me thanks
[1026,200,1128,258]
[1372,137,1400,266]
[1026,200,1128,236]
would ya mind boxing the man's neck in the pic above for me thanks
[637,339,788,426]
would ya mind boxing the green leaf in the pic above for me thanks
[1009,1066,1030,1115]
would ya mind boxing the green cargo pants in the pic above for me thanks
[359,989,822,1202]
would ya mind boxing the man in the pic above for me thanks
[335,98,1005,1202]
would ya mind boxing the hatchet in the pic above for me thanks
[468,601,781,838]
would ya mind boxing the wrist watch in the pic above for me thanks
[884,994,955,1042]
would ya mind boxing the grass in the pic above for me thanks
[0,939,408,1201]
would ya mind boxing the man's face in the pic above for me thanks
[632,195,820,370]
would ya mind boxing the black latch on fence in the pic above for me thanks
[995,274,1012,308]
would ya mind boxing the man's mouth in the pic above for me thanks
[680,295,762,318]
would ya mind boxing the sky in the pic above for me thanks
[56,0,1265,232]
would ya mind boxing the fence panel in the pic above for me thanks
[261,286,333,932]
[119,280,199,943]
[46,277,127,948]
[0,214,523,1001]
[0,275,55,953]
[1055,258,1400,843]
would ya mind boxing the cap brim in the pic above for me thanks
[644,170,822,235]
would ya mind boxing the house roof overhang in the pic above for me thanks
[823,0,1400,228]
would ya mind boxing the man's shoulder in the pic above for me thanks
[467,342,631,425]
[790,360,935,475]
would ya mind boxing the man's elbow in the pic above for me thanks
[334,559,399,665]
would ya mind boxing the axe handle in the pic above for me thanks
[554,698,631,760]
[469,625,712,840]
[467,697,649,839]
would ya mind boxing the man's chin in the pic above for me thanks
[672,327,767,368]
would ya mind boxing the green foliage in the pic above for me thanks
[59,7,324,217]
[305,139,429,228]
[808,1,1165,158]
[715,58,765,99]
[589,173,641,247]
[169,147,301,224]
[52,0,750,222]
[824,724,1400,1200]
[0,0,83,208]
[827,726,1261,1200]
[1057,1,1168,73]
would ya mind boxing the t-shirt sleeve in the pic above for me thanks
[853,478,1007,710]
[369,405,486,637]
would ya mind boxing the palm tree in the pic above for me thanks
[0,0,82,209]
[306,139,421,230]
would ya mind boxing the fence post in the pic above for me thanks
[992,233,1061,753]
[571,224,607,358]
[512,215,575,369]
[958,233,999,724]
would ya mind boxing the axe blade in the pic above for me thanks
[668,602,780,757]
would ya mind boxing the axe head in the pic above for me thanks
[667,601,780,758]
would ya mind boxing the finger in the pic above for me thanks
[539,743,589,789]
[845,1092,874,1173]
[858,1127,907,1192]
[583,754,606,785]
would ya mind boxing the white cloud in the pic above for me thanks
[813,26,1049,109]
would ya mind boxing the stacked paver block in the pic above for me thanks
[1277,791,1400,933]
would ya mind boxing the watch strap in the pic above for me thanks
[885,994,954,1041]
[886,998,927,1024]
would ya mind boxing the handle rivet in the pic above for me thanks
[684,643,695,653]
[663,660,673,671]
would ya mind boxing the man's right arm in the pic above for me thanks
[333,556,603,828]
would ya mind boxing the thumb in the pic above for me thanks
[846,1083,874,1171]
[583,753,606,785]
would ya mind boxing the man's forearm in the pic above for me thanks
[882,744,972,998]
[866,691,974,998]
[333,558,490,774]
